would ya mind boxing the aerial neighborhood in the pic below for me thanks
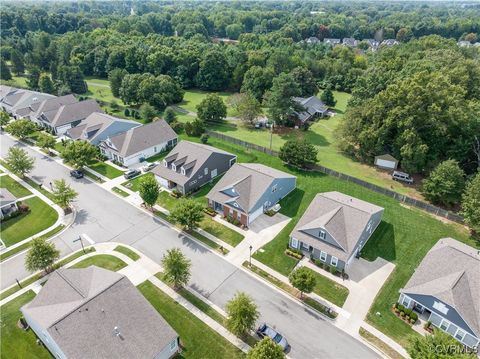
[1,2,479,359]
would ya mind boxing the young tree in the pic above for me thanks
[196,94,227,123]
[108,68,128,97]
[52,179,78,210]
[170,198,204,230]
[461,173,480,234]
[226,292,259,337]
[237,93,262,127]
[161,248,191,289]
[279,140,318,168]
[184,118,205,137]
[5,119,36,139]
[140,103,157,123]
[422,160,465,206]
[36,132,56,153]
[320,88,337,107]
[5,147,34,178]
[288,267,316,298]
[39,73,55,94]
[0,111,10,127]
[407,329,471,359]
[247,337,285,359]
[139,175,160,210]
[164,107,177,124]
[25,237,60,274]
[60,140,97,169]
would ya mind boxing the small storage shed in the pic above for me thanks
[374,154,398,170]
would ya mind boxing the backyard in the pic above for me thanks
[178,132,478,347]
[138,280,244,359]
[0,196,58,247]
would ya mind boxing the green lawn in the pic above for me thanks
[112,186,130,197]
[85,76,118,103]
[3,75,28,89]
[121,172,153,192]
[114,245,140,261]
[145,151,169,163]
[88,160,123,179]
[1,197,58,247]
[72,254,127,271]
[0,291,52,359]
[305,267,349,307]
[138,280,244,359]
[179,132,477,346]
[0,175,32,197]
[180,89,237,117]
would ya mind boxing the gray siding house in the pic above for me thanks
[28,95,78,125]
[21,266,179,359]
[399,238,479,349]
[289,192,384,271]
[152,141,236,195]
[207,163,296,226]
[292,96,328,125]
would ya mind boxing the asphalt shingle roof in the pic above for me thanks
[0,188,17,206]
[50,99,103,127]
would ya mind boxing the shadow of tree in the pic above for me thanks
[361,221,396,262]
[278,188,305,218]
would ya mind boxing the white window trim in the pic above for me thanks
[291,238,298,249]
[169,339,177,351]
[319,230,326,240]
[172,164,176,171]
[330,256,338,267]
[204,167,208,175]
[163,160,168,167]
[320,251,327,261]
[454,328,465,341]
[439,319,450,331]
[181,168,186,175]
[272,184,277,193]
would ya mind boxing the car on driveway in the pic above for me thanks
[70,169,84,179]
[391,170,414,184]
[142,162,157,172]
[256,323,289,351]
[124,169,141,179]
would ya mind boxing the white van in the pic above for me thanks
[392,171,414,184]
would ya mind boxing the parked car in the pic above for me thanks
[70,169,84,179]
[256,323,289,351]
[124,169,141,179]
[392,171,414,184]
[142,162,157,172]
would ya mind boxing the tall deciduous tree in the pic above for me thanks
[264,73,302,125]
[0,59,12,80]
[226,292,259,337]
[291,67,317,97]
[139,175,160,210]
[422,160,465,206]
[196,49,230,91]
[5,147,34,177]
[26,66,41,90]
[461,173,480,234]
[60,140,97,169]
[108,68,128,98]
[10,49,25,75]
[5,119,36,139]
[279,140,318,168]
[288,267,316,298]
[237,93,262,127]
[39,73,55,94]
[25,237,60,274]
[241,66,274,101]
[161,248,191,289]
[196,94,227,123]
[36,132,56,153]
[52,178,78,210]
[139,103,157,123]
[247,337,285,359]
[320,88,337,107]
[170,198,204,230]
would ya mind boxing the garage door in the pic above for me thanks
[376,159,395,169]
[156,176,169,189]
[249,206,264,225]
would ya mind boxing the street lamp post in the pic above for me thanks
[249,245,253,267]
[73,236,85,254]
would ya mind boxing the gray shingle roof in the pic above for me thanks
[22,266,178,359]
[50,99,103,127]
[374,154,398,162]
[152,141,235,186]
[292,96,328,123]
[106,119,177,157]
[401,238,480,337]
[291,192,384,262]
[0,188,17,206]
[207,163,295,214]
[32,94,77,119]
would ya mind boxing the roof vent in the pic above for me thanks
[113,326,125,340]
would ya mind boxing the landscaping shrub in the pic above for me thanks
[200,133,209,144]
[169,121,184,134]
[18,203,30,212]
[124,108,130,116]
[203,207,216,216]
[329,265,338,275]
[285,249,303,260]
[171,190,182,198]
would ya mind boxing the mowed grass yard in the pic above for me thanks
[0,175,32,197]
[179,132,478,346]
[87,160,124,179]
[180,89,237,117]
[0,291,52,359]
[72,254,127,272]
[1,196,58,247]
[138,281,244,359]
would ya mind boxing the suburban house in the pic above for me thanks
[398,238,479,349]
[65,112,139,146]
[206,163,296,226]
[305,36,321,44]
[99,119,178,166]
[292,96,329,125]
[374,154,399,170]
[323,38,341,46]
[37,99,103,135]
[0,188,19,219]
[152,141,236,195]
[381,39,400,47]
[0,85,17,102]
[342,37,359,47]
[364,39,380,49]
[27,95,78,125]
[289,192,384,271]
[21,266,180,359]
[0,88,54,116]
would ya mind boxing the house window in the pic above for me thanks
[204,168,208,175]
[172,164,176,171]
[181,168,186,175]
[271,184,277,193]
[319,230,326,240]
[330,256,338,267]
[291,238,298,249]
[455,329,466,342]
[169,339,177,351]
[163,160,168,167]
[154,146,157,153]
[402,296,410,308]
[433,301,449,315]
[439,319,449,331]
[320,251,327,261]
[229,158,236,166]
[119,157,124,164]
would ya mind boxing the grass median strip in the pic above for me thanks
[23,177,56,201]
[138,280,244,359]
[112,186,130,197]
[114,245,140,261]
[84,170,105,183]
[359,327,404,359]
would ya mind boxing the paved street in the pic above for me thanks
[0,134,380,359]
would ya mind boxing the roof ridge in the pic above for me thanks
[320,193,380,215]
[324,206,343,226]
[240,163,276,180]
[56,270,87,298]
